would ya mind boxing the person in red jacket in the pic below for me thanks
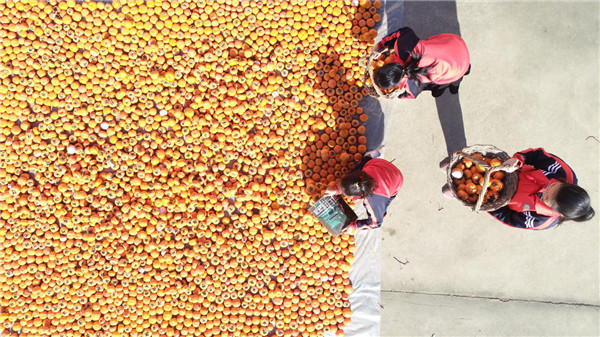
[374,27,470,98]
[487,148,594,230]
[326,153,403,231]
[442,148,594,229]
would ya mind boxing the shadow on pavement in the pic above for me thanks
[358,96,385,152]
[402,0,468,156]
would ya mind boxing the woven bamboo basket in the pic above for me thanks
[447,144,519,212]
[360,48,405,99]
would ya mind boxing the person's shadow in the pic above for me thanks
[375,0,468,157]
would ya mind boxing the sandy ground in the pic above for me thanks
[367,1,600,336]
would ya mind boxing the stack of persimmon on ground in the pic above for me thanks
[0,0,383,336]
[450,153,506,205]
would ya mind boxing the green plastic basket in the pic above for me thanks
[309,195,358,236]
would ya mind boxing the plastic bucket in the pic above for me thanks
[309,195,358,236]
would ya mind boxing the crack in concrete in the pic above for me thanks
[381,289,600,308]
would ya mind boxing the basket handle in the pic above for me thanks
[455,151,489,169]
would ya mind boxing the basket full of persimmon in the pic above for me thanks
[447,144,519,212]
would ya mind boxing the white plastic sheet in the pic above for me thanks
[343,229,382,337]
[341,1,405,336]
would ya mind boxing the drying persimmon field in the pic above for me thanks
[0,0,382,336]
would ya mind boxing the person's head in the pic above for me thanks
[374,63,405,89]
[340,171,376,197]
[544,183,594,222]
[374,53,434,89]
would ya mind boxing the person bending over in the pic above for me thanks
[374,26,470,98]
[326,154,403,232]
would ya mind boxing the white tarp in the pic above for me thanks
[343,229,382,337]
[341,1,405,336]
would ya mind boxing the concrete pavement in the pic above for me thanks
[376,2,600,336]
[381,291,599,336]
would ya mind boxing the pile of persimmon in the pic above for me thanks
[0,0,382,336]
[371,53,395,69]
[450,153,505,205]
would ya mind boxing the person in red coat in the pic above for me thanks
[326,153,403,232]
[488,148,594,230]
[374,27,470,98]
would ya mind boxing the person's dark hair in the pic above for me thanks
[340,171,376,197]
[374,52,435,89]
[554,184,594,222]
[374,63,405,89]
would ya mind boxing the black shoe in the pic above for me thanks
[439,156,451,171]
[431,88,445,97]
[449,84,459,94]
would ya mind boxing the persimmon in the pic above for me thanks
[0,0,382,336]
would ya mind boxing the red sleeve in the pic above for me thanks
[513,148,576,184]
[352,197,383,230]
[395,78,416,99]
[377,29,402,50]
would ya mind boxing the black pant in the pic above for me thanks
[424,64,471,97]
